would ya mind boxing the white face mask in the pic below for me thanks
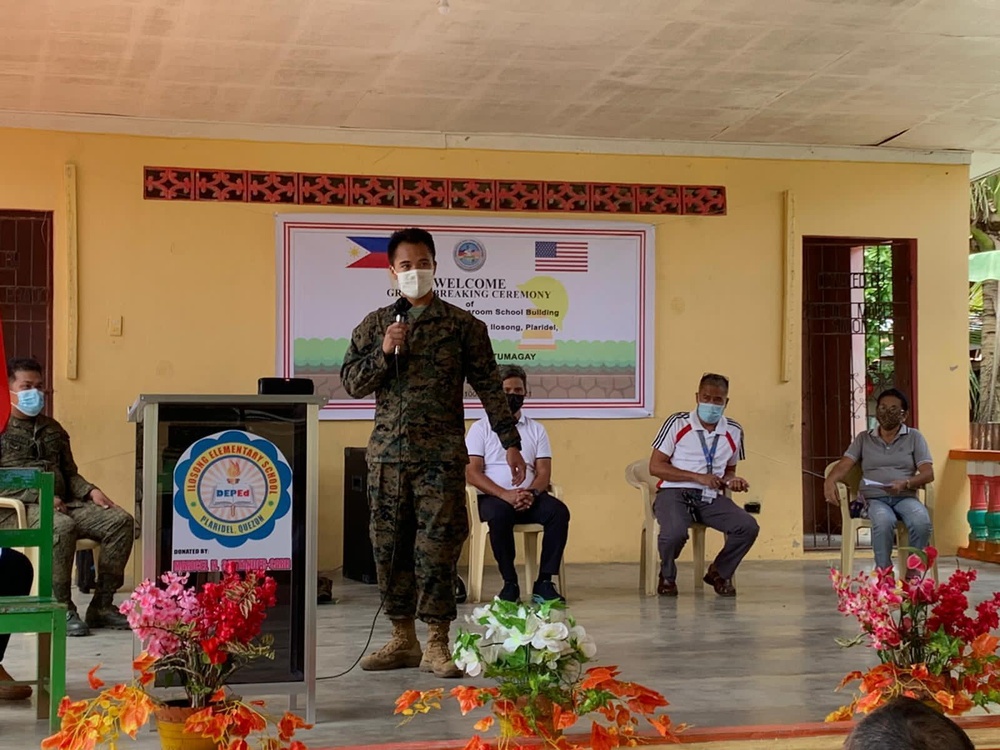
[396,269,435,299]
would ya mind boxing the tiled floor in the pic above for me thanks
[2,555,995,748]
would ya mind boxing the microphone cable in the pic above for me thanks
[318,301,409,681]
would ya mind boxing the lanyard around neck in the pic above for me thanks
[696,430,721,474]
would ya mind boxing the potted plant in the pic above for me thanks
[828,546,1000,720]
[42,563,311,750]
[396,598,682,749]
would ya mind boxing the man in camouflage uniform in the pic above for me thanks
[342,227,525,678]
[0,357,133,637]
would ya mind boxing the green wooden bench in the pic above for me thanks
[0,469,66,730]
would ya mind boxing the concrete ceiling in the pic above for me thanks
[3,0,1000,152]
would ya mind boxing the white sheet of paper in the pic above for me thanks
[862,478,888,488]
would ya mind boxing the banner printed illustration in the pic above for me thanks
[172,430,293,573]
[276,215,655,420]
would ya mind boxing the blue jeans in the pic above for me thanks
[867,495,932,571]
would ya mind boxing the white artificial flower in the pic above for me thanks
[502,626,534,653]
[454,646,482,677]
[471,605,491,622]
[531,621,570,653]
[570,625,597,658]
[522,613,543,638]
[479,643,502,665]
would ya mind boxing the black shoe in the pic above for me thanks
[703,564,736,597]
[66,611,91,637]
[497,581,520,602]
[657,574,678,597]
[85,606,130,630]
[455,575,468,604]
[532,580,565,603]
[317,576,333,604]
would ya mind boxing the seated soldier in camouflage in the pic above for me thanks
[0,357,134,637]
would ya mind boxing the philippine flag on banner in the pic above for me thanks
[345,236,391,269]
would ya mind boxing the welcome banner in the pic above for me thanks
[276,215,655,419]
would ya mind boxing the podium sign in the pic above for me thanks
[128,395,322,721]
[171,430,294,573]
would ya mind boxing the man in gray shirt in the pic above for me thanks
[824,388,934,573]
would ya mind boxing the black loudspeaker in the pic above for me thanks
[343,447,378,584]
[257,377,315,395]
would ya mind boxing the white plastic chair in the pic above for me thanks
[825,460,937,580]
[626,459,731,596]
[466,484,566,603]
[625,459,756,596]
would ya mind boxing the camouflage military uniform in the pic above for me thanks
[342,295,520,623]
[0,415,134,613]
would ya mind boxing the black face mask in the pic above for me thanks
[506,393,525,414]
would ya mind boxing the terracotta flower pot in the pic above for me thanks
[154,703,217,750]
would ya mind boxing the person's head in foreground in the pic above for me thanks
[843,697,974,750]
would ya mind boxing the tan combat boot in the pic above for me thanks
[359,618,422,671]
[420,621,462,678]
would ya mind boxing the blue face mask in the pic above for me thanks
[12,388,44,417]
[697,402,724,424]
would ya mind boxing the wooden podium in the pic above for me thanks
[127,394,324,721]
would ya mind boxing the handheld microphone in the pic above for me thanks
[392,297,412,356]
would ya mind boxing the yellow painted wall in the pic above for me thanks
[0,127,971,577]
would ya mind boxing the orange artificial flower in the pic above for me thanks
[590,721,615,750]
[118,694,154,737]
[395,690,422,715]
[184,707,228,743]
[552,703,578,731]
[972,633,1000,659]
[451,685,487,715]
[581,666,621,690]
[86,665,105,690]
[473,716,494,731]
[856,690,884,714]
[461,735,488,750]
[948,692,976,715]
[278,710,311,741]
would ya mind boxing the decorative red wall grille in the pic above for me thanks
[143,167,727,216]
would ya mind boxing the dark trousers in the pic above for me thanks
[0,548,34,661]
[477,492,570,584]
[654,487,759,582]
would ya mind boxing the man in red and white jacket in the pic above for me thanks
[648,373,759,597]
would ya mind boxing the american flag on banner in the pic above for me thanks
[534,241,589,272]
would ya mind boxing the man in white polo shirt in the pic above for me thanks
[648,373,758,597]
[466,365,570,603]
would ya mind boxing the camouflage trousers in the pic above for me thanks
[0,501,134,611]
[367,461,468,623]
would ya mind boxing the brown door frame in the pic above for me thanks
[0,210,54,411]
[800,236,918,546]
